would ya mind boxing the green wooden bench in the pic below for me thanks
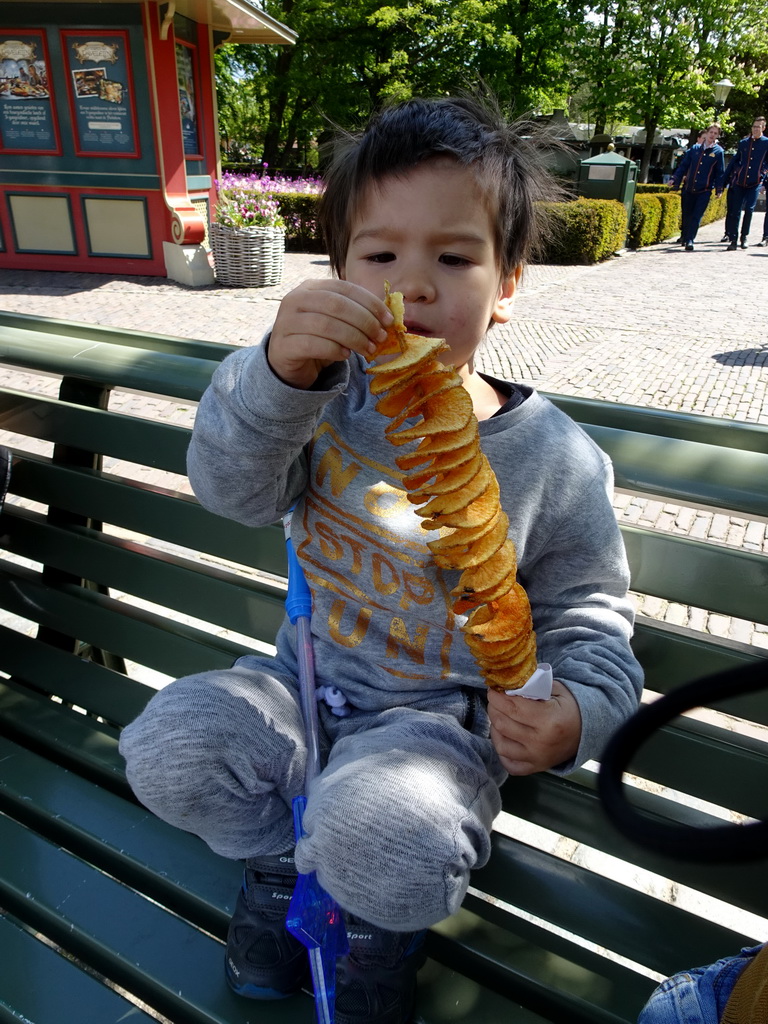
[1,309,767,1024]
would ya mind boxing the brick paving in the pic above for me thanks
[1,214,767,648]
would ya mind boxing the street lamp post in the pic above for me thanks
[713,78,734,119]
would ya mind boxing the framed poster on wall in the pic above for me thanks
[0,29,61,154]
[175,40,201,158]
[61,29,139,157]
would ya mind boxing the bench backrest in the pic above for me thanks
[1,311,767,1023]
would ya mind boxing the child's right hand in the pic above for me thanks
[268,280,394,390]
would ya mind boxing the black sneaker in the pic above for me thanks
[740,239,748,249]
[727,241,738,251]
[225,851,309,999]
[721,233,730,242]
[758,237,768,247]
[335,915,427,1024]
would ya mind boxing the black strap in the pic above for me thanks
[598,659,768,862]
[0,446,11,513]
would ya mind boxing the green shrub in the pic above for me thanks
[276,193,323,252]
[221,161,262,175]
[629,187,724,247]
[538,198,627,264]
[629,194,662,248]
[635,183,669,193]
[702,189,728,226]
[656,192,681,240]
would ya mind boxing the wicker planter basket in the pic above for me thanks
[211,222,285,287]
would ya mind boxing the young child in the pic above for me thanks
[120,96,644,1024]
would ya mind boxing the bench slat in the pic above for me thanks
[432,902,652,1023]
[0,333,216,401]
[622,525,768,625]
[0,563,250,682]
[0,308,235,362]
[0,813,304,1024]
[588,425,768,519]
[0,387,190,475]
[0,913,158,1024]
[633,619,768,717]
[547,393,768,455]
[627,714,768,822]
[502,771,768,920]
[0,621,152,725]
[5,506,286,645]
[476,833,758,979]
[0,734,240,939]
[0,677,130,793]
[10,454,289,577]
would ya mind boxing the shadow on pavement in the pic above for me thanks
[712,348,768,366]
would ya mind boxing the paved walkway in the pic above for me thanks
[1,214,767,648]
[1,217,766,420]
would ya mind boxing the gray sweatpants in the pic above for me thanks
[119,656,506,931]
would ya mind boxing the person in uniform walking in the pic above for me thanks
[721,116,768,249]
[669,125,725,251]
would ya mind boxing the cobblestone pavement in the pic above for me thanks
[1,214,767,649]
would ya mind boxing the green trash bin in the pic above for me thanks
[576,150,638,234]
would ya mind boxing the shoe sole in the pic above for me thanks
[225,956,302,1000]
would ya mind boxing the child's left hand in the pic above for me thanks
[487,681,582,775]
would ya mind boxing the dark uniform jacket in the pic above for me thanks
[671,143,725,194]
[720,134,768,189]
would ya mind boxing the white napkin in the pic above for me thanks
[505,662,553,701]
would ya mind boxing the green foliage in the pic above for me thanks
[210,189,634,265]
[702,190,728,225]
[539,198,628,264]
[214,51,267,160]
[214,0,526,169]
[215,0,768,179]
[572,0,768,179]
[635,184,671,193]
[216,190,285,229]
[629,195,663,247]
[656,192,681,240]
[214,185,725,264]
[629,188,724,247]
[277,193,324,252]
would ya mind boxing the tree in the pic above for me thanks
[484,0,586,114]
[579,0,768,180]
[214,0,530,168]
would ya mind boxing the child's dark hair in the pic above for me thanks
[318,94,560,278]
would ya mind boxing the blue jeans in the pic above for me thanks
[725,184,761,241]
[680,191,711,244]
[638,944,764,1023]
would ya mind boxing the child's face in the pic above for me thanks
[342,159,520,376]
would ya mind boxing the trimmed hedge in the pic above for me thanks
[213,186,728,263]
[657,192,681,241]
[702,190,728,226]
[629,188,727,248]
[276,193,324,252]
[538,198,627,264]
[629,194,663,248]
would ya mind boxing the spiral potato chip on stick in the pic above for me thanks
[367,285,538,691]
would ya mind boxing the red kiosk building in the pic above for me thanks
[0,1,295,285]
